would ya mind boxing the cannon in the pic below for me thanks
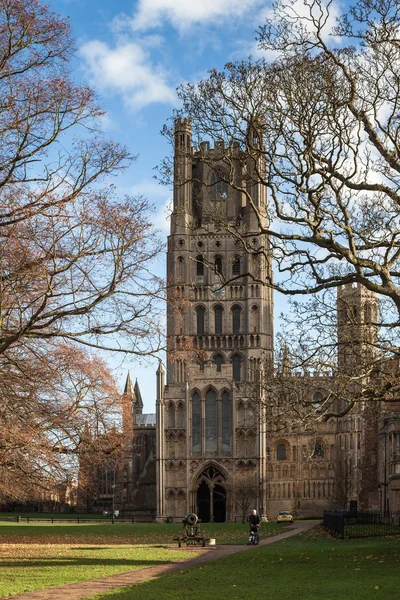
[174,513,209,547]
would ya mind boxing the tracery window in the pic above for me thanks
[196,306,205,334]
[192,392,201,453]
[222,390,231,453]
[232,305,241,334]
[214,305,223,334]
[214,354,224,373]
[277,444,286,461]
[205,389,217,452]
[313,442,324,457]
[196,255,204,276]
[232,257,241,276]
[210,173,228,201]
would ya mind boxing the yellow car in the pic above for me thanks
[277,511,294,524]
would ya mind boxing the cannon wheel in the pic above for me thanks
[177,533,182,548]
[202,532,206,547]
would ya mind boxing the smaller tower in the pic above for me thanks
[172,119,193,234]
[337,283,378,372]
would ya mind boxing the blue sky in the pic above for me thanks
[50,0,341,412]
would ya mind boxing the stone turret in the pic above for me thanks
[122,371,135,435]
[337,282,378,372]
[134,379,143,415]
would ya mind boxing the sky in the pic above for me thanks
[50,0,341,412]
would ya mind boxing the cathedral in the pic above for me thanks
[92,120,400,521]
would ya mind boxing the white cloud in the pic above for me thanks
[80,39,176,110]
[257,0,342,46]
[131,0,265,32]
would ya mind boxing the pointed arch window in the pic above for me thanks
[232,256,241,276]
[196,306,205,334]
[214,353,224,372]
[232,354,241,382]
[214,305,223,334]
[313,442,324,458]
[277,444,286,460]
[211,173,228,201]
[232,305,241,334]
[196,255,204,276]
[250,305,260,332]
[192,392,201,454]
[313,392,323,408]
[205,389,217,452]
[215,256,223,275]
[222,390,231,453]
[176,256,184,280]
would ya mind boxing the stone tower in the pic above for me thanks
[337,282,380,510]
[337,282,378,372]
[156,119,274,521]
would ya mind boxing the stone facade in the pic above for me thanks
[125,120,400,521]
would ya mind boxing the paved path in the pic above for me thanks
[2,521,317,600]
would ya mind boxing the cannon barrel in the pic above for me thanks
[182,513,198,526]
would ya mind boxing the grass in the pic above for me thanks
[0,512,107,519]
[0,543,194,598]
[86,529,400,600]
[0,520,287,597]
[0,521,287,546]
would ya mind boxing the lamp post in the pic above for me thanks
[111,483,116,525]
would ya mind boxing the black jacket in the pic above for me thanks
[248,513,261,526]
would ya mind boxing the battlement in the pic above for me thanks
[337,282,377,300]
[174,118,192,131]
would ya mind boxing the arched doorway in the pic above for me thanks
[197,481,210,522]
[195,465,227,522]
[213,484,226,522]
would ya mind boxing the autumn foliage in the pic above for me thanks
[0,0,163,503]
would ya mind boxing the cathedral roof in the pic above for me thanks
[135,414,156,426]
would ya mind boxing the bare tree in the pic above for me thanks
[233,473,258,523]
[0,0,164,357]
[157,0,400,419]
[161,0,400,318]
[0,0,164,502]
[334,456,357,509]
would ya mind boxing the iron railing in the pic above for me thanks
[323,511,400,539]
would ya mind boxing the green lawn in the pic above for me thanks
[0,544,195,598]
[0,521,286,546]
[86,530,400,600]
[0,521,287,597]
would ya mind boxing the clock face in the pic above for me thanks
[212,283,225,298]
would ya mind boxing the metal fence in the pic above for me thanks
[323,511,400,539]
[0,516,156,524]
